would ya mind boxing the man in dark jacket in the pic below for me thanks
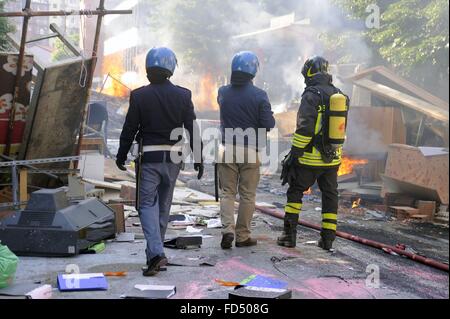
[278,56,348,251]
[116,47,203,276]
[218,51,275,249]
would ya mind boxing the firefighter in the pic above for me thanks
[278,56,349,250]
[217,51,275,249]
[116,47,203,276]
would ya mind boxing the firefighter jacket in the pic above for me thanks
[292,74,345,168]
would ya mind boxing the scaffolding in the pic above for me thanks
[0,0,132,157]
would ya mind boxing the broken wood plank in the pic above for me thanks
[19,168,28,208]
[346,66,449,110]
[388,206,420,220]
[416,200,437,219]
[352,78,449,122]
[82,178,122,190]
[376,67,449,110]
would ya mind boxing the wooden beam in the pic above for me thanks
[353,78,449,123]
[75,0,106,167]
[19,168,28,208]
[345,65,449,110]
[49,23,81,57]
[376,67,449,110]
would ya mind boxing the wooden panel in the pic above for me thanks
[274,110,297,137]
[19,58,93,186]
[376,67,449,110]
[382,144,449,204]
[345,107,406,155]
[353,79,448,122]
[346,66,449,110]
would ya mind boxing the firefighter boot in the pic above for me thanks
[277,213,299,248]
[318,229,336,251]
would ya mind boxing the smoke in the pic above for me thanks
[345,117,388,155]
[122,0,373,108]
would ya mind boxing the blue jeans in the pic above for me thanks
[138,160,180,261]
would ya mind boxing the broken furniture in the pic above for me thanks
[345,65,449,147]
[0,155,80,209]
[381,144,449,205]
[0,188,116,256]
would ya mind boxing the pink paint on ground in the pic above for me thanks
[290,286,324,298]
[266,244,303,258]
[176,282,208,299]
[215,257,274,277]
[390,264,448,282]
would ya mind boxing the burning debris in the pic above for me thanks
[338,156,369,177]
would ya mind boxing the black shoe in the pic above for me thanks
[277,213,298,248]
[221,233,234,249]
[318,238,334,251]
[236,238,257,247]
[277,232,297,248]
[143,255,168,277]
[318,229,336,251]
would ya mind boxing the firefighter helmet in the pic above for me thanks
[301,56,329,79]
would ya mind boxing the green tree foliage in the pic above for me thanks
[51,34,80,62]
[0,0,14,51]
[333,0,449,94]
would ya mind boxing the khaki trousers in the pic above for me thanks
[218,145,260,242]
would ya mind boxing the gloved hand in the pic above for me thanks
[280,152,297,186]
[116,159,127,171]
[194,163,204,180]
[290,146,304,159]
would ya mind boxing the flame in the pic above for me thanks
[100,53,130,98]
[352,198,361,209]
[193,73,218,112]
[303,188,312,195]
[338,156,368,176]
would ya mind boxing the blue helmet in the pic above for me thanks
[231,51,260,77]
[145,47,178,75]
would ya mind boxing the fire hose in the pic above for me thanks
[255,206,449,273]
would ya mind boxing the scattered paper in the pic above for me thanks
[135,284,175,291]
[207,218,223,229]
[188,209,220,218]
[186,226,203,233]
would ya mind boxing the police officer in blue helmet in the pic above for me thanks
[217,51,275,249]
[116,47,203,276]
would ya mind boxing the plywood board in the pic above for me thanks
[346,66,449,110]
[381,144,449,204]
[345,107,406,154]
[18,58,93,186]
[353,79,448,122]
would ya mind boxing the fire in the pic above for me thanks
[352,198,361,209]
[338,156,368,176]
[303,188,312,195]
[100,53,130,98]
[193,74,218,112]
